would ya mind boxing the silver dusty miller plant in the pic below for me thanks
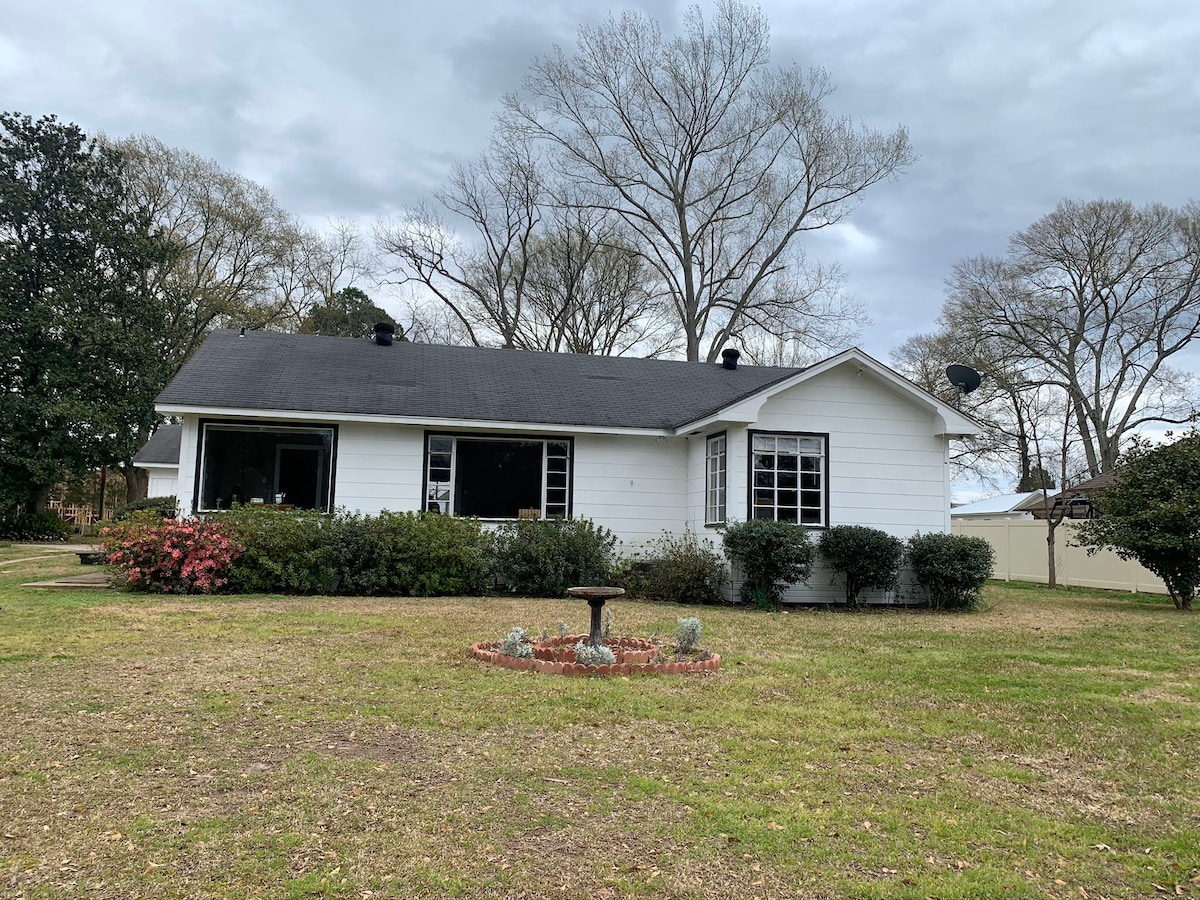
[675,617,702,655]
[573,640,616,667]
[498,626,534,659]
[557,619,570,638]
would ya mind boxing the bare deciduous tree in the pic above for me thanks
[377,137,543,349]
[520,209,676,356]
[113,135,302,367]
[948,198,1200,478]
[272,218,375,330]
[503,0,909,361]
[302,217,373,306]
[378,141,673,355]
[892,325,1070,490]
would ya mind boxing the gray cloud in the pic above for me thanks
[3,0,1197,359]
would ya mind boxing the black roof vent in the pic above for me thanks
[374,323,396,347]
[721,348,740,370]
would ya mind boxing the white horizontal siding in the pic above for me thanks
[753,364,949,540]
[146,470,179,499]
[176,417,200,516]
[333,423,425,515]
[707,362,950,605]
[572,434,688,549]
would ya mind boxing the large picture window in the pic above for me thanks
[706,432,727,524]
[749,432,826,526]
[198,423,335,512]
[425,434,571,519]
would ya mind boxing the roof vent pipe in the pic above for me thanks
[721,348,740,370]
[373,323,395,346]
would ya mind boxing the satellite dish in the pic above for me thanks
[946,364,982,394]
[945,364,982,407]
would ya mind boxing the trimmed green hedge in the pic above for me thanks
[112,495,178,521]
[492,518,617,597]
[105,506,493,596]
[722,519,815,610]
[818,525,904,607]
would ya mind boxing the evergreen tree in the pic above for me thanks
[0,113,171,514]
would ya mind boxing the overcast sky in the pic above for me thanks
[3,0,1198,363]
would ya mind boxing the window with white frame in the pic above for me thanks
[425,434,571,519]
[705,432,727,523]
[750,432,825,525]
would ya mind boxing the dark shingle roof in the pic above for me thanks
[156,330,803,430]
[133,424,182,465]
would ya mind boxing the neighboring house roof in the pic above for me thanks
[155,330,984,436]
[1029,469,1120,519]
[1051,470,1119,498]
[951,490,1046,517]
[132,424,182,466]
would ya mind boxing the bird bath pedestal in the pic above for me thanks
[567,586,626,647]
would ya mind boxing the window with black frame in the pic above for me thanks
[198,423,334,512]
[750,432,825,525]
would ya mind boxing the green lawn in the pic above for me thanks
[1,554,1198,899]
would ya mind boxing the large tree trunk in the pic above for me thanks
[31,483,51,516]
[122,462,149,504]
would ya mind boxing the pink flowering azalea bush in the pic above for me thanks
[101,513,243,594]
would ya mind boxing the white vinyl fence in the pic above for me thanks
[951,519,1167,595]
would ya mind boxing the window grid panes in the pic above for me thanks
[751,433,824,525]
[543,441,570,518]
[426,436,453,513]
[426,435,571,519]
[706,433,727,523]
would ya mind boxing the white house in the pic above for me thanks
[949,491,1047,523]
[151,329,982,603]
[131,423,182,499]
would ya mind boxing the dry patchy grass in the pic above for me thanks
[1,557,1198,899]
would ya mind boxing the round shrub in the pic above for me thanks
[818,525,904,607]
[906,532,996,610]
[574,640,617,667]
[616,530,727,604]
[492,518,616,597]
[722,519,815,610]
[498,626,534,659]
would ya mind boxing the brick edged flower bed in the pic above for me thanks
[471,634,720,676]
